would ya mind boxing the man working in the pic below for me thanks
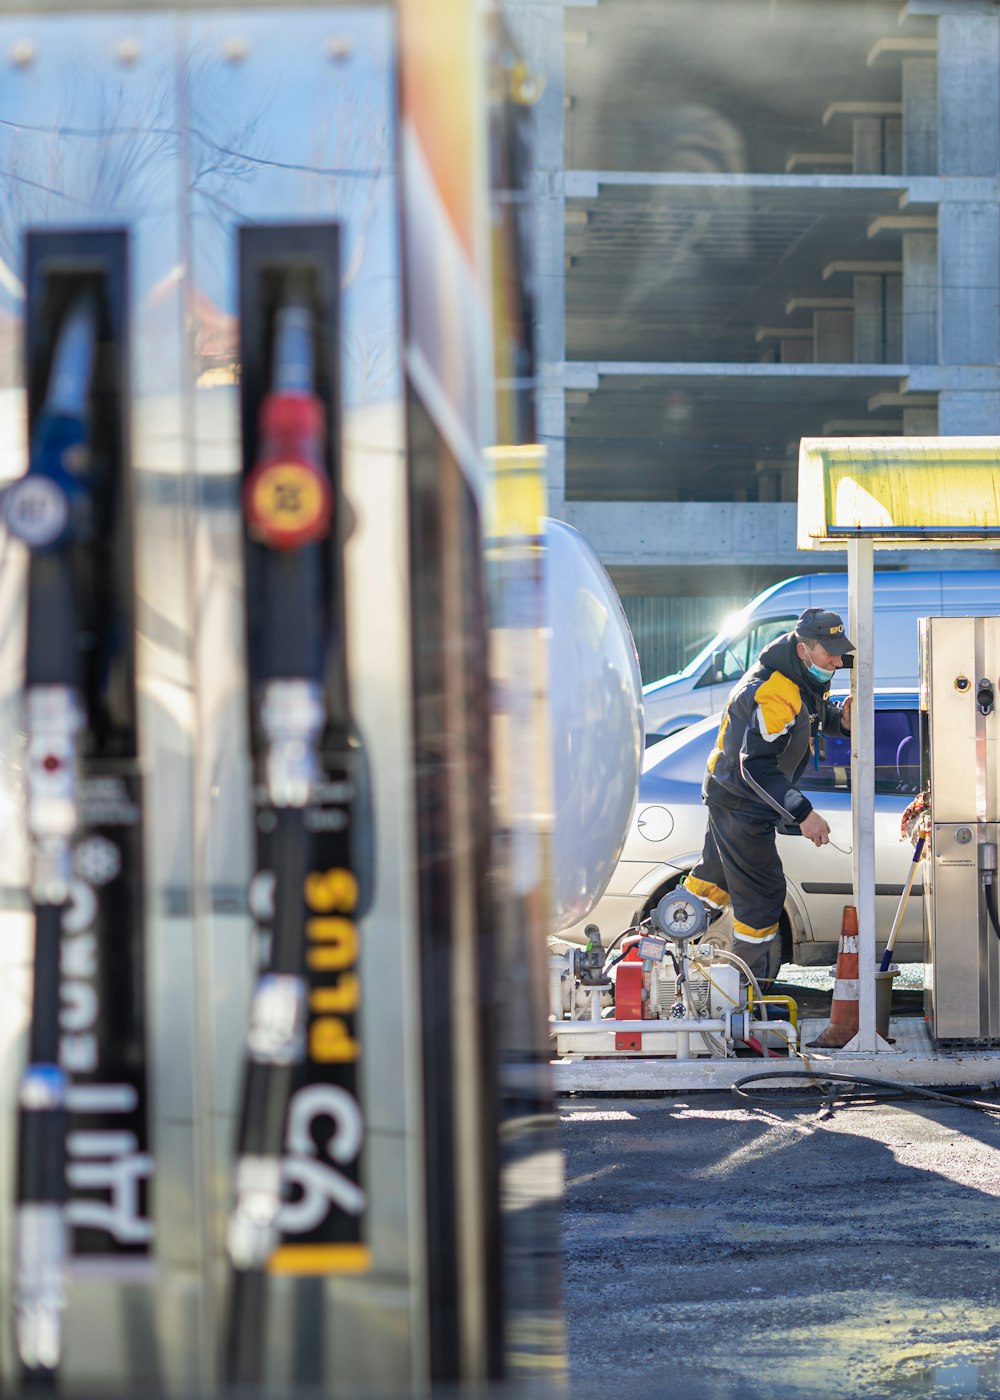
[682,607,855,986]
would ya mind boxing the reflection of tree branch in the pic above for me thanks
[193,186,254,224]
[192,135,388,179]
[0,168,95,206]
[0,60,178,276]
[183,45,274,229]
[0,118,177,140]
[297,93,395,400]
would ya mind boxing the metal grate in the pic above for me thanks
[621,594,744,683]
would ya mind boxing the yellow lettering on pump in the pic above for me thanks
[310,974,359,1014]
[304,868,359,914]
[306,916,357,967]
[310,1017,360,1063]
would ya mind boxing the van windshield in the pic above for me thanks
[676,630,731,680]
[680,615,798,687]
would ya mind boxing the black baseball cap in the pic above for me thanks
[795,607,855,654]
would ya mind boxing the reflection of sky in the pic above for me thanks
[0,10,400,407]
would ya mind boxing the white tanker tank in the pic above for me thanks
[545,519,643,938]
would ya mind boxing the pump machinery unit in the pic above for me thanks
[549,891,799,1060]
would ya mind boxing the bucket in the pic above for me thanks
[875,964,899,1042]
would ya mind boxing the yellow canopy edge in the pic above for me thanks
[797,436,1000,549]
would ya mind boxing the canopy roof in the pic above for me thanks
[798,436,1000,549]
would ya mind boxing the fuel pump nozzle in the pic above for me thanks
[8,293,99,1379]
[980,840,1000,944]
[245,301,332,808]
[227,297,336,1377]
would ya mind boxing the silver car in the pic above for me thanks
[561,689,923,965]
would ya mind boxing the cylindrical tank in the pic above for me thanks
[545,519,643,935]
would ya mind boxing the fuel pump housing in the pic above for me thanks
[922,615,1000,1041]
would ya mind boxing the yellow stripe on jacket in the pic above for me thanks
[706,710,730,774]
[753,670,801,742]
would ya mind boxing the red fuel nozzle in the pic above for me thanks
[245,304,333,550]
[244,388,332,549]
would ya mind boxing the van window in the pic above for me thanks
[695,616,797,687]
[800,709,920,796]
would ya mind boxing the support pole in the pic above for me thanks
[847,538,878,1052]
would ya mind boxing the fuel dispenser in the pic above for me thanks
[922,615,1000,1041]
[224,229,373,1385]
[0,5,592,1395]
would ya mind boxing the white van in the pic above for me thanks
[643,569,1000,742]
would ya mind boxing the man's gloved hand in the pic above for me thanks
[800,811,831,847]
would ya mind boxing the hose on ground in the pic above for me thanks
[733,1069,1000,1117]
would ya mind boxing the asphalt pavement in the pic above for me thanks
[561,1083,1000,1399]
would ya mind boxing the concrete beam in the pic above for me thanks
[906,366,1000,391]
[755,327,813,341]
[867,391,937,409]
[562,361,908,380]
[562,363,599,390]
[558,501,804,568]
[785,296,853,314]
[867,214,937,237]
[824,260,903,279]
[867,36,937,65]
[821,418,901,432]
[903,0,998,14]
[822,100,903,126]
[784,152,852,173]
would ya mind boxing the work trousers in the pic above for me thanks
[683,801,785,985]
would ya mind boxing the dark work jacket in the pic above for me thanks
[703,633,848,826]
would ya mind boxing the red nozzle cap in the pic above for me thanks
[259,391,326,442]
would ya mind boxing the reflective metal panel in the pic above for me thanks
[181,8,424,1392]
[0,7,424,1393]
[0,11,195,1390]
[923,615,1000,1040]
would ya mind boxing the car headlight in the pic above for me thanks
[636,805,673,842]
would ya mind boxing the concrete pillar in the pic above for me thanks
[938,392,1000,435]
[938,13,1000,176]
[854,276,882,363]
[902,407,938,435]
[902,58,938,175]
[902,232,938,366]
[506,1,567,514]
[814,310,853,362]
[885,275,903,363]
[938,204,1000,366]
[779,337,813,364]
[853,117,883,174]
[884,117,902,175]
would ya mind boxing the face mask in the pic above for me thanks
[801,666,834,688]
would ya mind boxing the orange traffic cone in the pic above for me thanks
[807,905,859,1049]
